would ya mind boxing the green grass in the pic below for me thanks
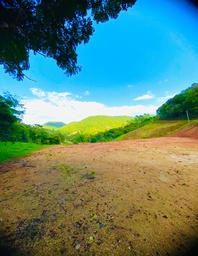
[0,142,48,163]
[119,120,198,140]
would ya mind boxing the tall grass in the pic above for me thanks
[0,142,48,163]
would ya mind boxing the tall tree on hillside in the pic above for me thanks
[157,83,198,119]
[0,93,24,142]
[0,0,136,80]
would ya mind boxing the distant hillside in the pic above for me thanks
[119,120,197,140]
[60,115,132,135]
[43,121,66,129]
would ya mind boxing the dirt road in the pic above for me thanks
[0,137,198,255]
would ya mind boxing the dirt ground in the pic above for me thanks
[0,137,198,256]
[169,124,198,139]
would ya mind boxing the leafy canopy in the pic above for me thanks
[0,0,136,80]
[0,92,24,142]
[157,83,198,120]
[0,94,65,145]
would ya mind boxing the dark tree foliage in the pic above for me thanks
[13,123,65,144]
[0,0,136,80]
[0,93,24,142]
[157,83,198,120]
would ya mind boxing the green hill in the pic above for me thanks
[60,115,132,135]
[119,120,197,140]
[157,83,198,119]
[42,121,66,129]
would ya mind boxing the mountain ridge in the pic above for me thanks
[59,115,133,135]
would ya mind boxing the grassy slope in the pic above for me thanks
[0,142,48,163]
[60,115,133,135]
[119,120,198,140]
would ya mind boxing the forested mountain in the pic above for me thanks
[157,83,198,119]
[60,115,132,135]
[1,83,197,145]
[90,114,155,143]
[43,122,66,129]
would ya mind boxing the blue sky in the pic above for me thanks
[1,0,198,124]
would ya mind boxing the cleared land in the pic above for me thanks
[0,134,198,255]
[121,121,198,140]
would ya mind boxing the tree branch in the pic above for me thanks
[34,51,47,58]
[23,74,36,82]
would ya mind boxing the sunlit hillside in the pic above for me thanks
[42,122,66,129]
[119,120,198,140]
[59,115,133,135]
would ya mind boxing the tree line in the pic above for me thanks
[0,92,155,145]
[0,93,64,144]
[157,83,198,120]
[65,114,156,144]
[1,83,197,145]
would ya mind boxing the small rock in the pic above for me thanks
[75,244,81,250]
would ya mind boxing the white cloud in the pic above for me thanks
[133,91,155,101]
[156,93,176,103]
[30,88,46,97]
[21,88,159,124]
[84,90,90,96]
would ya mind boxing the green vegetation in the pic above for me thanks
[0,92,24,143]
[58,163,76,176]
[1,83,197,151]
[0,142,47,163]
[157,83,198,120]
[60,115,133,136]
[121,120,197,140]
[42,122,66,129]
[0,93,64,145]
[84,170,96,180]
[1,0,136,80]
[90,114,155,143]
[9,123,65,145]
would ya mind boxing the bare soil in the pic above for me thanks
[0,137,198,256]
[170,123,198,139]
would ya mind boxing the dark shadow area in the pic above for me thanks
[0,234,23,256]
[1,226,198,256]
[0,217,46,256]
[185,246,198,256]
[0,246,22,256]
[180,240,198,256]
[169,236,198,256]
[188,0,198,7]
[1,212,198,256]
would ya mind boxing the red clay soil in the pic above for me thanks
[170,124,198,139]
[0,137,198,256]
